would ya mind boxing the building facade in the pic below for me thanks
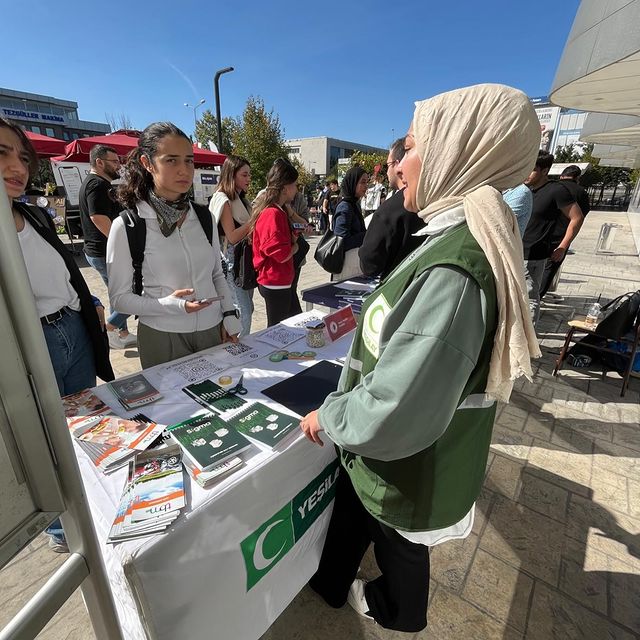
[285,136,387,177]
[0,87,111,141]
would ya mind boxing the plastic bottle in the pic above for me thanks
[585,302,601,327]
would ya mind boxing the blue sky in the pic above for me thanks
[2,0,580,148]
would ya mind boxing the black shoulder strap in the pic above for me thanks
[192,202,214,246]
[20,202,56,233]
[120,208,146,296]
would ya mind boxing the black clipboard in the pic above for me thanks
[260,360,343,417]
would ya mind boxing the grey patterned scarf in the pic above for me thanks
[148,190,191,237]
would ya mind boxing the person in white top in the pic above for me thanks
[2,117,114,554]
[208,155,254,337]
[107,122,241,369]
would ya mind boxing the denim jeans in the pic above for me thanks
[524,258,547,327]
[224,245,254,337]
[42,307,96,396]
[84,253,129,331]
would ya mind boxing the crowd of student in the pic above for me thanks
[0,81,588,631]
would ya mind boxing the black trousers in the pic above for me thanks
[309,469,430,632]
[258,283,302,327]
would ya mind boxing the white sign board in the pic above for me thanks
[51,162,90,207]
[534,106,561,152]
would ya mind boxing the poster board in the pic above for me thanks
[51,161,91,207]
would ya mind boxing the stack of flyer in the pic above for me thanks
[109,373,163,412]
[73,415,165,473]
[168,413,251,477]
[182,379,247,414]
[107,446,186,543]
[229,402,300,451]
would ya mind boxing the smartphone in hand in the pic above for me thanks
[197,295,224,304]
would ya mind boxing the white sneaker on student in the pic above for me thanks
[120,332,137,347]
[347,579,374,622]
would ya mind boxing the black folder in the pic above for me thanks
[260,360,343,417]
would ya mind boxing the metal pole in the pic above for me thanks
[214,66,234,153]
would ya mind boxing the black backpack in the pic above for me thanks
[120,202,214,295]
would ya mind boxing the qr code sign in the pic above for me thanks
[223,342,253,357]
[167,357,224,383]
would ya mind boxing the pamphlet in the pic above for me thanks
[109,374,163,411]
[168,413,252,471]
[230,402,299,450]
[182,379,247,414]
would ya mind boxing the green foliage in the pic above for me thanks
[553,144,582,163]
[194,109,237,154]
[32,159,54,190]
[230,96,290,198]
[291,158,315,192]
[346,150,388,179]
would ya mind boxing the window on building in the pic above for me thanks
[31,126,41,134]
[71,132,79,140]
[62,132,70,141]
[287,147,300,155]
[45,127,55,137]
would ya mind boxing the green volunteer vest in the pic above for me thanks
[340,222,498,531]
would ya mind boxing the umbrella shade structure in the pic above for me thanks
[51,131,226,167]
[24,131,67,158]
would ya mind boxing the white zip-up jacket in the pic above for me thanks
[107,201,241,335]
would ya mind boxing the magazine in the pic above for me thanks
[109,373,163,411]
[62,389,110,432]
[107,446,186,543]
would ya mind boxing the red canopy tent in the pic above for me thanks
[24,131,67,158]
[51,130,226,166]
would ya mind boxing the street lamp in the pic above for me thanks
[214,66,234,153]
[184,98,206,134]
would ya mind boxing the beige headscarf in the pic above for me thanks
[412,83,541,402]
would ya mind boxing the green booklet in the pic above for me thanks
[229,402,299,450]
[168,413,252,471]
[182,379,247,415]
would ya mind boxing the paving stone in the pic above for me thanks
[526,581,635,640]
[480,496,564,586]
[463,549,533,632]
[430,533,479,594]
[607,556,640,633]
[423,588,523,640]
[558,555,608,615]
[485,454,524,501]
[517,470,570,523]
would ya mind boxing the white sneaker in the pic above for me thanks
[120,332,137,347]
[347,579,374,622]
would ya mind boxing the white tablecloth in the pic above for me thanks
[75,313,352,640]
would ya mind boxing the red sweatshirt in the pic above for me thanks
[252,206,295,286]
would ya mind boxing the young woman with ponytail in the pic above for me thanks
[249,158,302,326]
[106,122,241,369]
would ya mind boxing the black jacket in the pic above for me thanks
[16,202,114,383]
[359,190,426,279]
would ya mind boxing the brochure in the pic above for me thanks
[230,402,299,450]
[168,413,252,471]
[109,373,163,411]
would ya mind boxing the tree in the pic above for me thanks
[104,112,135,131]
[194,109,237,153]
[554,144,582,163]
[291,158,315,195]
[345,150,388,180]
[231,96,290,197]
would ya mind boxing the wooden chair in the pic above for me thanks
[553,316,640,397]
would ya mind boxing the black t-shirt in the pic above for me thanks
[522,181,575,260]
[324,191,340,216]
[547,180,590,246]
[78,173,121,257]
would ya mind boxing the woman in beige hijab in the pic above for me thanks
[300,84,540,632]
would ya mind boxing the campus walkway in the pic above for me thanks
[1,210,638,639]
